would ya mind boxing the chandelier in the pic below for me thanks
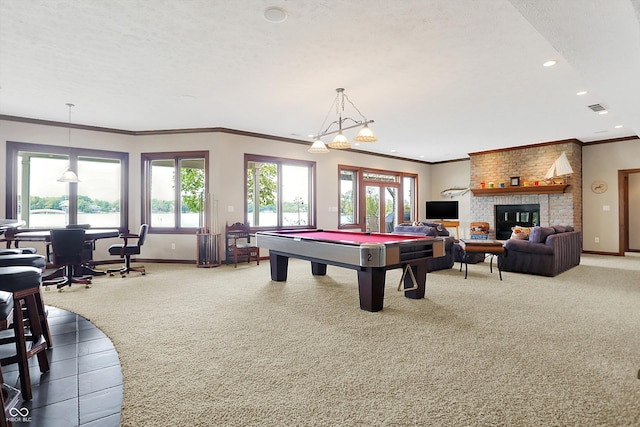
[308,88,377,153]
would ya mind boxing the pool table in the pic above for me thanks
[255,230,446,312]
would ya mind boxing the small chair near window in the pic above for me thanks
[107,224,149,277]
[225,222,259,268]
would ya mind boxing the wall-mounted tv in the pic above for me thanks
[425,200,459,220]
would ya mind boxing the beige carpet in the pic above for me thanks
[43,254,640,426]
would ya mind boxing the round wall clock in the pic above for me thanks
[591,180,608,194]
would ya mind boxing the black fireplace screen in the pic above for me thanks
[495,204,540,240]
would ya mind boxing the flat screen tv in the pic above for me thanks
[425,200,459,220]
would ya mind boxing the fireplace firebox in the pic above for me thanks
[495,204,540,240]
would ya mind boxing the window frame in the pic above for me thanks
[338,166,360,229]
[338,164,418,230]
[244,154,316,231]
[141,151,209,234]
[5,141,129,231]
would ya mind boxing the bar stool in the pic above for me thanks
[0,248,37,255]
[0,254,46,269]
[0,291,21,427]
[0,266,50,401]
[0,249,24,255]
[0,254,52,347]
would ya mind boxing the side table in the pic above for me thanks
[458,239,507,280]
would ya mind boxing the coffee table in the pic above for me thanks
[458,239,507,280]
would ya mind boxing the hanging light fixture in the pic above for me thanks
[58,102,80,182]
[308,88,377,153]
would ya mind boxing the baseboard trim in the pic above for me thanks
[582,250,624,256]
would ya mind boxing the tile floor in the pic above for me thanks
[1,306,123,426]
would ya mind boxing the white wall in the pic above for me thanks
[1,119,431,261]
[429,160,471,239]
[582,138,640,253]
[4,118,638,258]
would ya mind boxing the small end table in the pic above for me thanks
[458,239,507,280]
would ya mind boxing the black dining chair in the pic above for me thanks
[107,224,149,277]
[47,228,92,291]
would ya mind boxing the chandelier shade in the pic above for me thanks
[309,88,376,153]
[308,138,329,153]
[58,168,80,182]
[353,123,378,142]
[328,132,351,149]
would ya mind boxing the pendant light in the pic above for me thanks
[58,103,80,182]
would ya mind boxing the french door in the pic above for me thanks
[364,184,399,233]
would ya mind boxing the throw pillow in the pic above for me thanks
[529,226,556,243]
[420,222,445,233]
[510,229,528,240]
[510,226,532,240]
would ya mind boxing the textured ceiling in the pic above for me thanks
[1,0,639,162]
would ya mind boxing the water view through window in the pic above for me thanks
[17,152,123,228]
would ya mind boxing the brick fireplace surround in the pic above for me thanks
[469,140,582,239]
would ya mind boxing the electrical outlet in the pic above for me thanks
[594,237,599,243]
[171,243,176,250]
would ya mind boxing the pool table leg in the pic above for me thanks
[403,263,427,299]
[310,262,327,276]
[357,267,386,312]
[269,253,289,281]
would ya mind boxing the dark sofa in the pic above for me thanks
[394,223,455,272]
[500,225,582,277]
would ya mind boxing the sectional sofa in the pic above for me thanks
[500,225,582,277]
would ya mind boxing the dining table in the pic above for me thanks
[5,227,120,277]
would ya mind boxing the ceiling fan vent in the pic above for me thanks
[587,103,606,112]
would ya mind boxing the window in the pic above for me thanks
[403,175,416,223]
[339,168,358,227]
[6,142,128,229]
[245,154,315,229]
[338,165,417,231]
[142,152,208,233]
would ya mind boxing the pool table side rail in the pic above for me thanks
[256,232,445,269]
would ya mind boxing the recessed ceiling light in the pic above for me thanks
[264,6,288,23]
[543,60,557,67]
[615,125,623,128]
[390,149,397,153]
[576,91,587,96]
[598,110,609,115]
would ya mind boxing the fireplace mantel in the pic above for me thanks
[471,184,569,196]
